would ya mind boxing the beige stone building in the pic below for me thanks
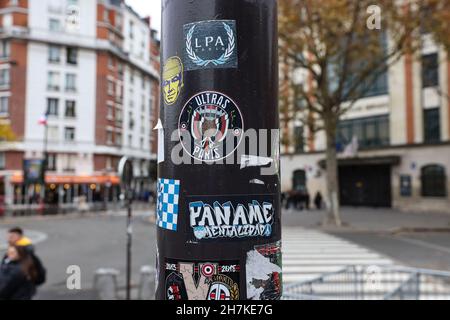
[281,34,450,213]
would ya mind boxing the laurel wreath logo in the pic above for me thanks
[186,22,235,67]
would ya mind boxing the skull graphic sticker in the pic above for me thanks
[178,91,244,162]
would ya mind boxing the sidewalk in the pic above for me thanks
[282,207,450,233]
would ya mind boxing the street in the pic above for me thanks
[1,207,450,299]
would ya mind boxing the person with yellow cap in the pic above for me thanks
[1,227,46,287]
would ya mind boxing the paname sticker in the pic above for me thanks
[187,194,276,241]
[184,20,238,71]
[162,56,184,105]
[246,242,283,300]
[178,91,243,162]
[156,178,180,231]
[165,259,240,300]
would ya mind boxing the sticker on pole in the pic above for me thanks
[186,194,276,241]
[165,259,240,300]
[246,241,282,300]
[178,91,243,162]
[183,20,238,71]
[156,178,180,231]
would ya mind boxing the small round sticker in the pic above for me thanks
[178,91,244,162]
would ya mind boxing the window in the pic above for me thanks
[65,73,77,92]
[48,45,60,63]
[108,56,114,69]
[106,130,113,144]
[65,100,76,118]
[64,127,75,142]
[129,21,134,39]
[337,115,390,149]
[107,80,114,95]
[107,102,114,119]
[47,98,59,116]
[292,170,307,192]
[116,132,122,146]
[47,154,57,171]
[47,71,60,91]
[0,41,10,59]
[140,137,144,149]
[294,125,304,153]
[421,165,447,197]
[115,108,122,125]
[49,19,61,32]
[104,9,110,23]
[66,47,78,65]
[47,125,59,141]
[0,152,5,169]
[423,108,440,143]
[128,134,132,147]
[422,53,439,88]
[0,69,10,87]
[0,96,8,114]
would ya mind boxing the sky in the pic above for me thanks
[126,0,162,36]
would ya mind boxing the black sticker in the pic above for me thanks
[184,20,238,71]
[178,91,244,162]
[186,194,276,241]
[164,259,241,300]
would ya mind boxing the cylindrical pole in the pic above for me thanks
[126,196,132,300]
[157,0,280,300]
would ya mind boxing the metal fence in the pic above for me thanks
[283,265,450,300]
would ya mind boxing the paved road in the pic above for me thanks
[282,227,393,283]
[0,214,156,300]
[331,232,450,271]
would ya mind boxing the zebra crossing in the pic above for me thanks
[282,227,394,284]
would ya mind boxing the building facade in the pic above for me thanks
[0,0,160,212]
[281,33,450,214]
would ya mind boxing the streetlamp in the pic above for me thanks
[118,156,134,300]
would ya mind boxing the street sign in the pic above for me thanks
[118,156,134,195]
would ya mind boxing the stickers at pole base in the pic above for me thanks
[178,91,243,162]
[156,178,180,231]
[184,20,238,71]
[246,241,282,300]
[187,194,276,241]
[165,259,240,300]
[162,56,184,106]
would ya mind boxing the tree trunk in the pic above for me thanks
[324,118,342,226]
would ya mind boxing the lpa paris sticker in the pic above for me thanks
[165,259,240,300]
[184,20,238,71]
[178,91,243,162]
[187,194,275,240]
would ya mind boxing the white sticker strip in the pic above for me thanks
[240,155,273,169]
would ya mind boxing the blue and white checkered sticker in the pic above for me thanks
[157,178,180,231]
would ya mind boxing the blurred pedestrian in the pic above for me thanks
[314,191,323,210]
[6,227,34,252]
[1,227,47,288]
[0,246,37,300]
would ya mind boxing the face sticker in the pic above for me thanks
[165,259,240,300]
[187,194,276,241]
[178,91,243,163]
[246,242,283,300]
[162,56,184,105]
[156,178,180,231]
